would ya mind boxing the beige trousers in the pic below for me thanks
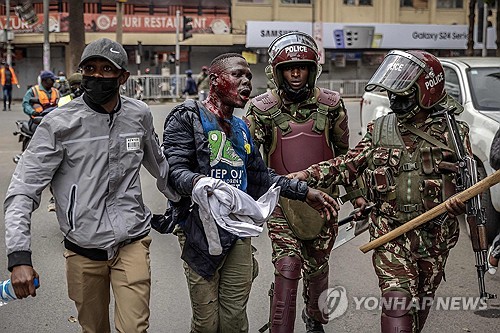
[64,236,152,333]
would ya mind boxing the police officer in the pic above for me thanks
[58,72,83,107]
[290,50,468,333]
[246,32,354,333]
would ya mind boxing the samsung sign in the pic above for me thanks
[246,21,313,48]
[246,21,496,49]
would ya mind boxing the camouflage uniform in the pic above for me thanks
[246,86,351,331]
[305,111,472,332]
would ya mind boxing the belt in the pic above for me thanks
[64,233,148,261]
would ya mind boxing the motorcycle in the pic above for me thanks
[12,119,32,164]
[12,98,57,164]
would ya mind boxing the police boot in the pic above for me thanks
[301,309,325,333]
[416,308,431,333]
[269,256,301,333]
[380,289,414,333]
[303,265,329,333]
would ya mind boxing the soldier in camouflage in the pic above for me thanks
[245,32,355,333]
[291,50,468,333]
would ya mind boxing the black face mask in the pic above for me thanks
[282,80,310,102]
[388,90,419,121]
[71,87,83,98]
[81,75,121,105]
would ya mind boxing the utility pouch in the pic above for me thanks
[431,147,443,173]
[372,167,395,194]
[419,179,442,210]
[280,185,332,240]
[437,150,458,174]
[373,147,390,166]
[388,148,402,168]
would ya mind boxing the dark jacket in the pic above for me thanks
[182,77,197,95]
[491,128,500,171]
[162,100,309,279]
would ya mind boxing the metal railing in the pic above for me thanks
[317,79,369,98]
[122,75,194,101]
[121,75,368,101]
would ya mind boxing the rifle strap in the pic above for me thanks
[402,123,453,152]
[339,188,365,204]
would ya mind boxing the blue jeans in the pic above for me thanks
[3,84,12,109]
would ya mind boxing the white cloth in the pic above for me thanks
[192,177,280,255]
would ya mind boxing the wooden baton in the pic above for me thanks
[359,169,500,253]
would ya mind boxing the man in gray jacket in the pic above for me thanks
[4,38,179,333]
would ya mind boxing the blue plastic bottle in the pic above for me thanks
[0,277,40,306]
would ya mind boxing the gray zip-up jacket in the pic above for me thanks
[4,95,180,270]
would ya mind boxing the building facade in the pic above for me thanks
[0,0,496,98]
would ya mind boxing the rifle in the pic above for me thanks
[360,108,498,300]
[443,108,496,300]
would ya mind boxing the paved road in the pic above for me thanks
[0,100,499,332]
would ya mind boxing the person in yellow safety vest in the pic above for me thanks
[22,70,60,117]
[1,62,21,111]
[58,72,83,107]
[21,70,61,213]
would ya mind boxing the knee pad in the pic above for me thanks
[381,289,414,333]
[274,255,302,280]
[270,256,302,333]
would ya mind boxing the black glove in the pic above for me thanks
[151,207,176,234]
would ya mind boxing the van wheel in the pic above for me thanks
[477,165,500,244]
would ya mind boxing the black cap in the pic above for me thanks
[79,38,128,70]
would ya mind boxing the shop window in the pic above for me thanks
[281,0,312,3]
[343,0,373,5]
[437,0,463,8]
[401,0,429,9]
[238,0,271,3]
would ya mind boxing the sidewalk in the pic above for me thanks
[1,100,23,113]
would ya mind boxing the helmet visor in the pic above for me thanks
[365,50,425,94]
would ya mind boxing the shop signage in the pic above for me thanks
[247,21,496,49]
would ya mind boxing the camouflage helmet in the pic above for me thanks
[267,32,321,88]
[68,72,82,86]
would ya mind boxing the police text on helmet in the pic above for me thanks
[285,45,308,54]
[388,62,404,72]
[425,72,444,90]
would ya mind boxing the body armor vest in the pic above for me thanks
[269,119,333,174]
[367,113,457,222]
[251,88,341,175]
